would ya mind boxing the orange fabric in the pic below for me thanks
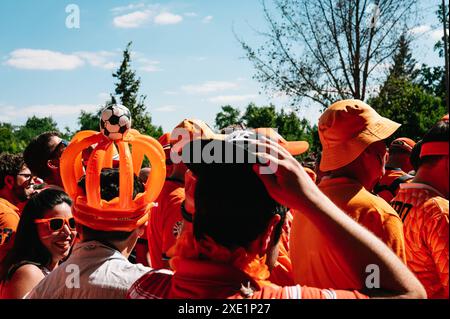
[442,114,449,121]
[376,168,412,203]
[420,142,449,158]
[61,128,166,232]
[147,179,185,269]
[290,177,406,290]
[127,258,368,299]
[390,137,416,153]
[318,99,400,171]
[253,128,309,156]
[391,183,449,299]
[0,198,20,263]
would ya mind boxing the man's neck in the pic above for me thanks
[413,168,448,199]
[0,189,18,206]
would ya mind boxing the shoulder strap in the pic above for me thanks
[389,174,414,195]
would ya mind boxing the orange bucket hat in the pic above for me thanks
[169,119,224,155]
[253,128,309,156]
[60,105,166,232]
[319,99,400,172]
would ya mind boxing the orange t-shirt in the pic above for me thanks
[375,168,413,203]
[147,179,185,269]
[290,177,406,290]
[127,258,368,299]
[0,198,20,263]
[392,183,449,299]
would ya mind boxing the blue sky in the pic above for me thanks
[0,0,445,133]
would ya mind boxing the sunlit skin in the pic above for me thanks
[36,202,77,270]
[45,136,66,187]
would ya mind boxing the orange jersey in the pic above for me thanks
[391,183,449,299]
[0,198,20,263]
[290,177,406,289]
[374,168,413,203]
[127,258,368,299]
[147,179,185,269]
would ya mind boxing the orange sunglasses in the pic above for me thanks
[35,217,76,232]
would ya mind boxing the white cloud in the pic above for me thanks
[154,12,183,25]
[430,29,444,41]
[409,25,431,35]
[111,3,146,13]
[0,104,98,122]
[202,16,213,24]
[113,10,153,28]
[163,90,178,95]
[138,58,162,72]
[184,12,198,17]
[208,94,258,104]
[98,92,111,101]
[4,49,85,70]
[155,105,177,112]
[74,51,119,69]
[181,81,239,94]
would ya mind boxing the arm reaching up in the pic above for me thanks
[251,137,426,299]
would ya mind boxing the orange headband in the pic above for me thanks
[420,141,449,158]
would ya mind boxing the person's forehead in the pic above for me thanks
[18,165,31,175]
[48,135,62,150]
[42,202,72,219]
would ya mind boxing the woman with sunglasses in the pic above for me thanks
[0,188,76,298]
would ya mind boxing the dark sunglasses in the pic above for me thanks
[35,217,76,232]
[49,139,69,159]
[17,173,34,181]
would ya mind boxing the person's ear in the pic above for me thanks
[136,222,147,238]
[47,159,59,170]
[4,175,15,190]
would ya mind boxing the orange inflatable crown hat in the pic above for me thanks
[60,104,166,232]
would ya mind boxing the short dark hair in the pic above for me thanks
[0,188,72,282]
[23,131,60,179]
[0,153,26,189]
[417,120,449,168]
[193,163,286,251]
[77,168,145,241]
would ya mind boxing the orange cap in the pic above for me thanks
[170,119,224,154]
[253,128,309,156]
[319,99,400,171]
[389,137,416,153]
[442,114,449,121]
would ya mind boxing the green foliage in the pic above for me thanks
[369,79,445,141]
[369,34,446,141]
[214,102,320,155]
[112,42,162,138]
[214,105,242,129]
[77,42,162,138]
[0,116,63,154]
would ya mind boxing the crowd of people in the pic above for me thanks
[0,99,448,299]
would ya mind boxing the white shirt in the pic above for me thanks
[27,240,151,299]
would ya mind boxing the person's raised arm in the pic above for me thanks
[252,137,426,299]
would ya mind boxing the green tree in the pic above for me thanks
[241,103,277,128]
[237,0,417,109]
[213,102,320,155]
[369,34,446,140]
[214,105,242,129]
[16,116,59,144]
[113,42,162,138]
[0,123,22,153]
[78,43,162,138]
